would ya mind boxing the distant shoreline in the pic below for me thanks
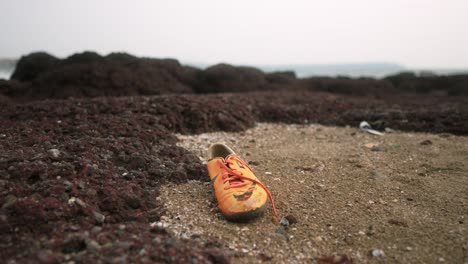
[1,54,468,80]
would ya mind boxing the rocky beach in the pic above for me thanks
[0,52,467,263]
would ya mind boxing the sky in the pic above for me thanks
[1,0,467,68]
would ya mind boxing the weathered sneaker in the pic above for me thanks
[207,143,277,221]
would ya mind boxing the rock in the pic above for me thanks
[48,149,60,159]
[36,250,56,264]
[2,194,17,209]
[420,139,433,145]
[371,249,384,257]
[68,197,86,207]
[370,171,387,181]
[280,217,290,227]
[85,239,101,252]
[62,51,104,65]
[11,52,59,81]
[317,254,353,264]
[93,211,105,224]
[275,227,288,237]
[195,63,267,93]
[62,237,87,254]
[284,214,298,225]
[388,219,408,227]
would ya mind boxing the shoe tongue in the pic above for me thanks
[225,154,238,161]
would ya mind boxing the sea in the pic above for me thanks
[0,59,16,80]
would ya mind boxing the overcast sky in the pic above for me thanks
[1,0,467,68]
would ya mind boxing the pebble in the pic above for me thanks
[91,226,102,233]
[93,211,105,224]
[86,239,101,252]
[371,249,385,257]
[265,172,272,175]
[420,139,433,145]
[280,217,290,227]
[2,194,17,209]
[48,149,60,159]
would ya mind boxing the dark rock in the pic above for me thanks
[388,219,409,227]
[317,254,353,264]
[420,139,433,145]
[284,214,298,225]
[195,63,267,93]
[62,51,104,65]
[62,237,87,253]
[11,52,59,81]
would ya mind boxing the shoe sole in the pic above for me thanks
[221,203,267,222]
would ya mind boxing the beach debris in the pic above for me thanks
[359,121,384,136]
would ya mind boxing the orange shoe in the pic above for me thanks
[207,143,278,222]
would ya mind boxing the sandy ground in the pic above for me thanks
[158,123,467,263]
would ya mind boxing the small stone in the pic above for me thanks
[438,257,445,262]
[91,226,102,233]
[405,246,413,251]
[48,149,60,159]
[420,139,433,145]
[280,217,290,227]
[358,231,366,235]
[265,172,272,175]
[75,198,86,207]
[37,250,56,264]
[2,194,17,209]
[275,227,288,237]
[93,211,105,224]
[371,249,384,257]
[86,239,101,252]
[284,214,298,225]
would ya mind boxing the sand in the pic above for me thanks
[158,123,467,263]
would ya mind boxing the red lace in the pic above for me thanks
[218,156,278,217]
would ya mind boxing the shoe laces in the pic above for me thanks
[218,156,278,217]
